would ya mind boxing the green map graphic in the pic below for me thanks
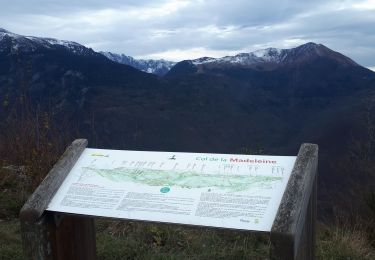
[80,167,282,192]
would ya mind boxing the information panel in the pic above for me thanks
[47,149,296,231]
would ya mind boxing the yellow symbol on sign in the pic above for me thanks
[90,153,109,157]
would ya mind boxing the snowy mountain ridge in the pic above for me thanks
[192,47,287,66]
[177,42,358,72]
[100,51,176,76]
[0,28,97,56]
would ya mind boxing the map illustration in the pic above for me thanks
[48,148,296,232]
[79,167,283,192]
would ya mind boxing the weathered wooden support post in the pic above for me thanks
[19,139,97,260]
[270,143,318,259]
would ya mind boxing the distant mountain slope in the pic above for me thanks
[167,43,371,98]
[0,28,159,120]
[0,28,100,56]
[192,43,357,67]
[163,42,375,216]
[100,51,176,76]
[167,43,359,76]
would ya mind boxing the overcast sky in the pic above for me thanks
[1,0,375,69]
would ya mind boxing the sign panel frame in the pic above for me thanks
[47,148,296,232]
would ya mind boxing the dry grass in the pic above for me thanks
[317,218,375,259]
[0,220,23,260]
[96,219,270,260]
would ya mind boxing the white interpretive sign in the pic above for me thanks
[47,148,296,231]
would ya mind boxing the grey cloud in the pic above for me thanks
[0,0,163,15]
[160,0,328,29]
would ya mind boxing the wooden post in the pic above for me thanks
[19,139,97,260]
[270,143,318,260]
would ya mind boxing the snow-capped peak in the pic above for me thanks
[25,36,82,49]
[0,28,11,33]
[101,51,176,76]
[191,57,217,65]
[191,47,288,66]
[0,28,95,56]
[188,43,351,69]
[252,48,283,60]
[0,28,22,40]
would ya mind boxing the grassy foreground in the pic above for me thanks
[1,218,373,260]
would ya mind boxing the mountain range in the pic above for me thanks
[100,51,175,76]
[101,43,358,77]
[1,28,375,217]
